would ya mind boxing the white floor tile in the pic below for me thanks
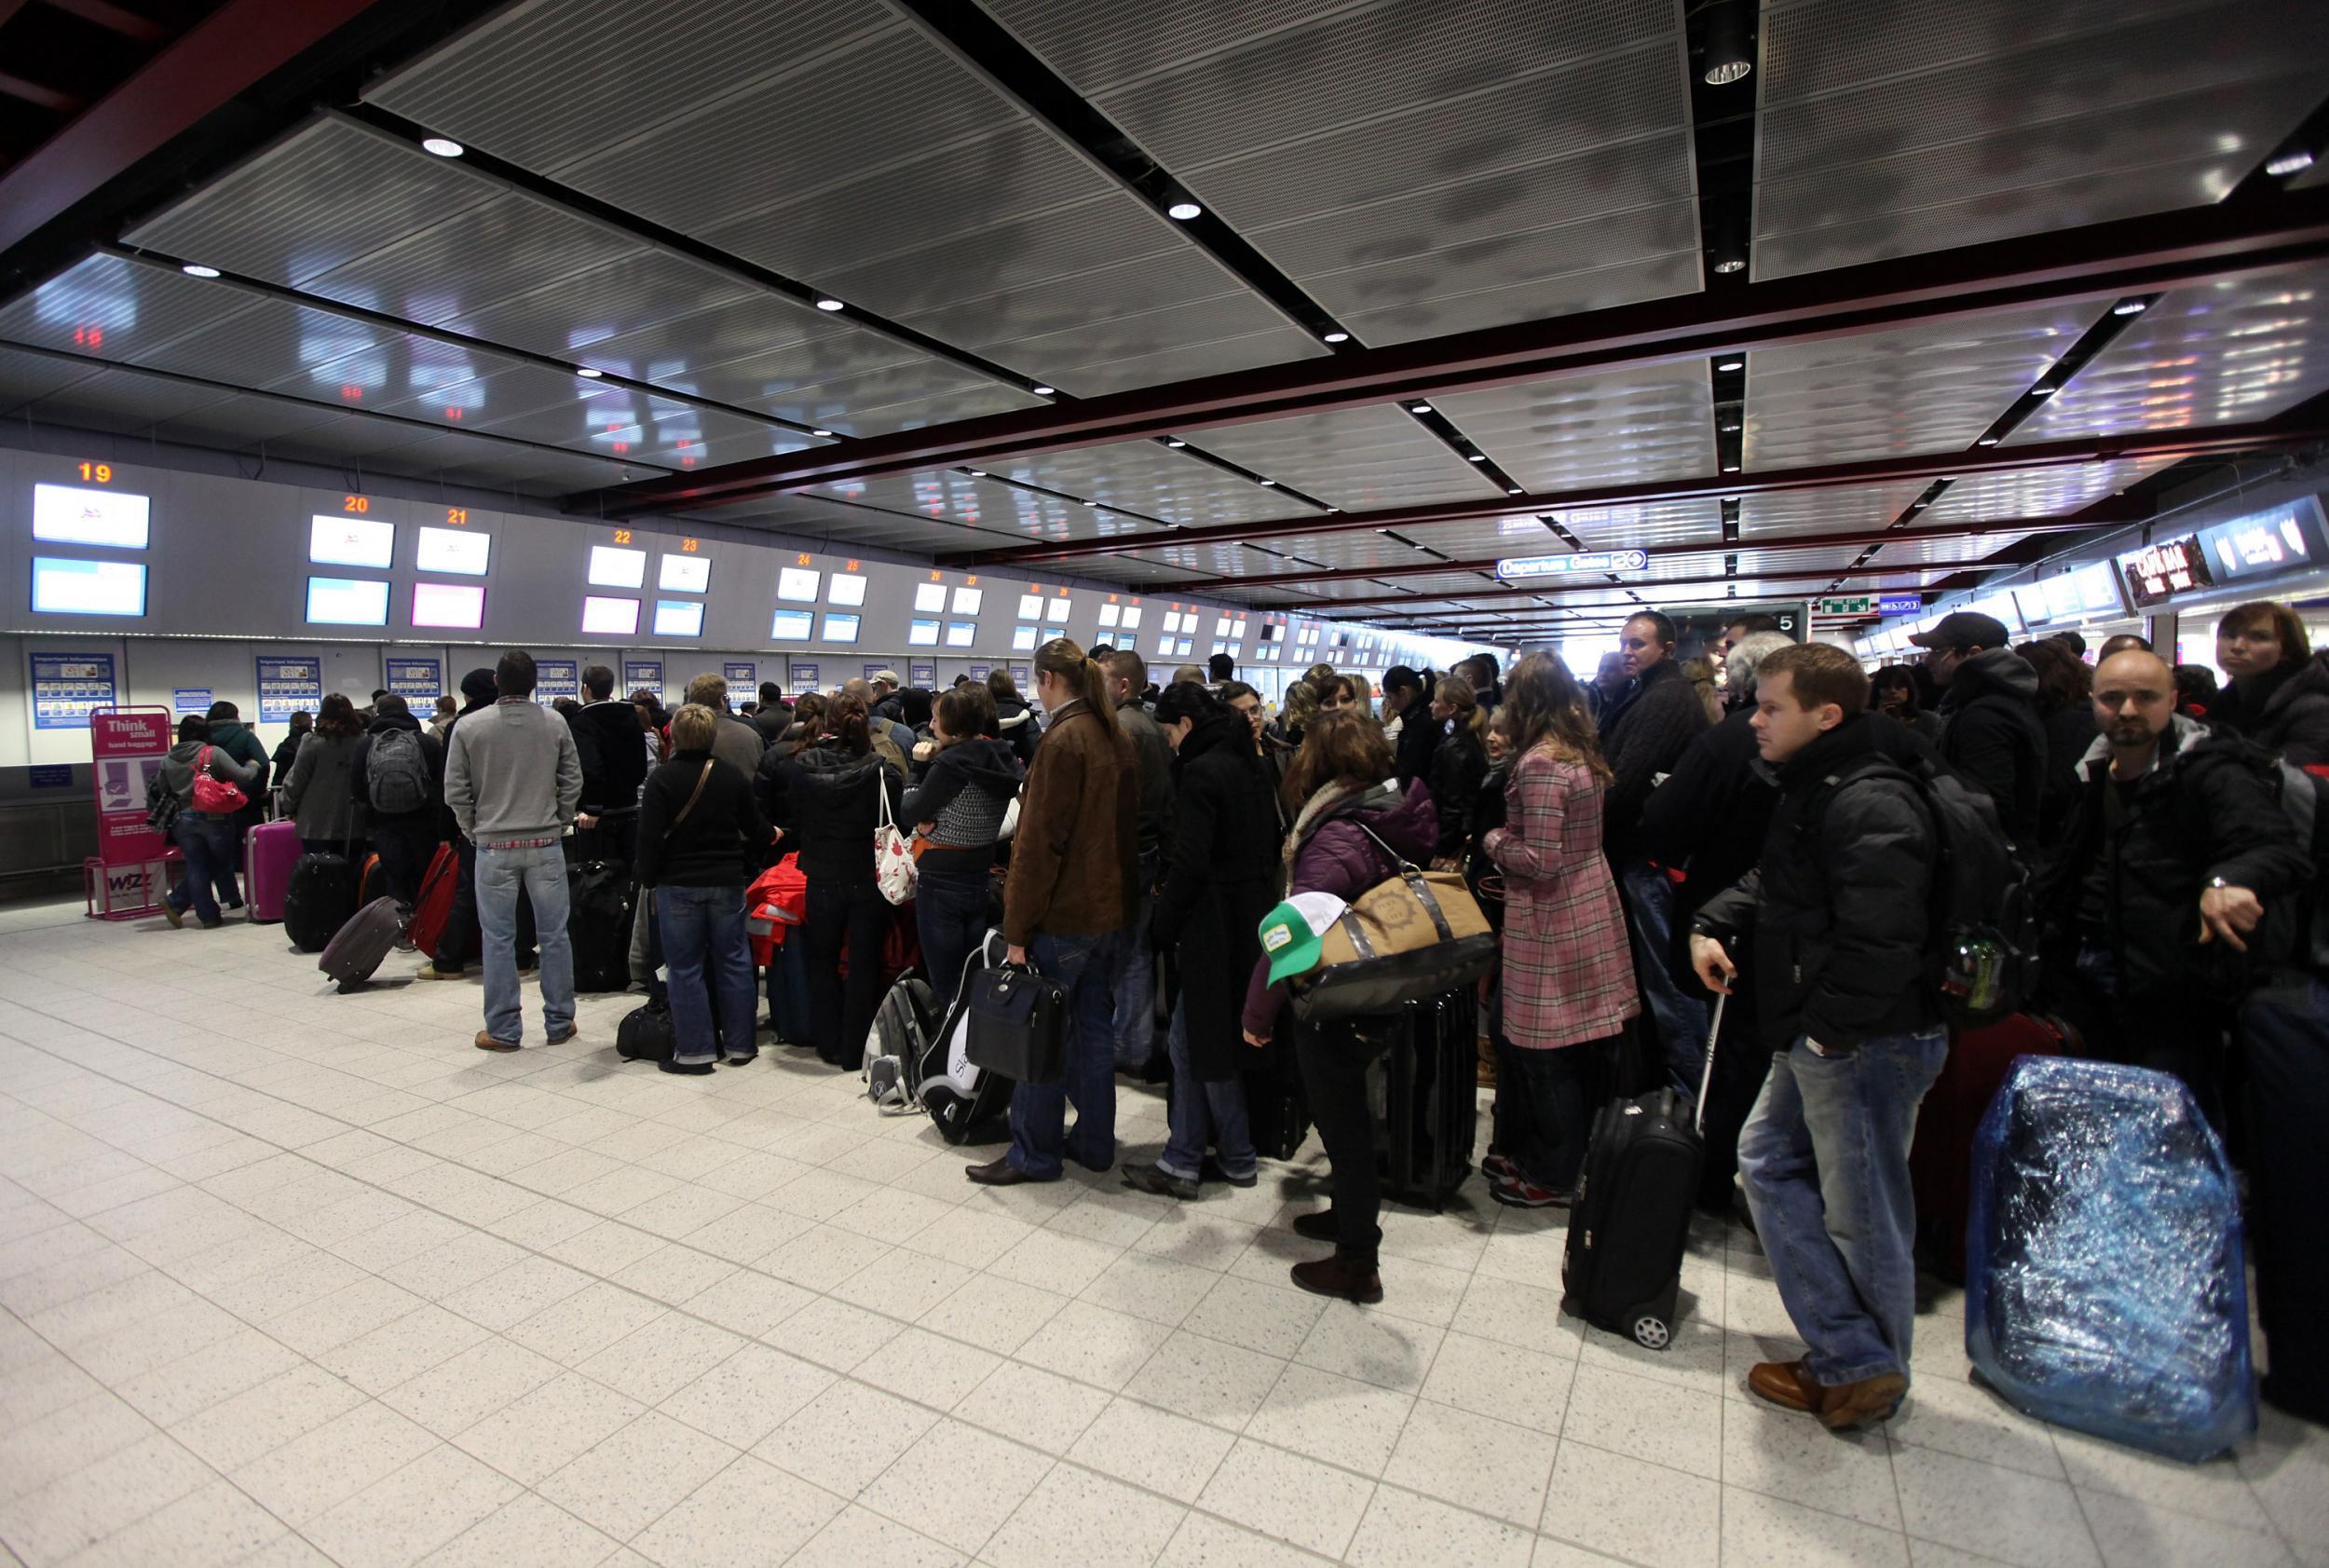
[757,1378,941,1498]
[982,1461,1187,1568]
[628,1452,845,1568]
[857,1416,1054,1557]
[1539,1440,1721,1568]
[1346,1483,1534,1568]
[1195,1436,1377,1560]
[1890,1443,2102,1568]
[1382,1399,1558,1527]
[1066,1395,1238,1502]
[1721,1488,1912,1568]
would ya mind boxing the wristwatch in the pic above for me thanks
[2209,876,2229,890]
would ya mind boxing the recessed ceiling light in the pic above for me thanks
[1410,402,1431,414]
[1466,454,1487,462]
[2112,299,2148,316]
[966,469,985,476]
[811,428,836,437]
[1031,385,1056,396]
[2031,385,2056,397]
[1322,331,1350,344]
[1258,479,1277,486]
[2267,149,2317,177]
[1716,359,1745,372]
[574,366,603,378]
[1712,258,1746,274]
[1977,435,2001,445]
[1164,438,1187,448]
[1720,421,1742,432]
[181,264,220,279]
[814,297,845,311]
[1166,200,1203,221]
[420,137,464,157]
[1506,487,1522,495]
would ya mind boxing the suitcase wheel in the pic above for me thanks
[1630,1314,1672,1352]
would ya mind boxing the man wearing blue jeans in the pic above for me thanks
[446,650,583,1054]
[1691,642,1944,1431]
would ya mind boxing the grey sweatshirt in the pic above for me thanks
[445,697,583,843]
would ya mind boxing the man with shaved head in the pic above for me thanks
[2034,648,2310,1124]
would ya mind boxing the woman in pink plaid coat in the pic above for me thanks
[1478,652,1641,1206]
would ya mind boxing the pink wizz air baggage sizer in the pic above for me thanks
[244,819,300,923]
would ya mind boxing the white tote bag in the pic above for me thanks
[874,779,918,906]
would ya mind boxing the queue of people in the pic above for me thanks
[139,597,2328,1432]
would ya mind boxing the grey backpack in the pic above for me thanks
[366,728,431,815]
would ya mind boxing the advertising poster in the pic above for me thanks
[256,655,322,723]
[623,661,663,700]
[89,707,172,865]
[535,660,579,704]
[173,687,212,715]
[385,657,442,703]
[31,652,117,729]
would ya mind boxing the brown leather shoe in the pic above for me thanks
[473,1030,520,1053]
[545,1025,577,1045]
[1818,1371,1908,1431]
[1289,1251,1383,1304]
[965,1155,1054,1186]
[1748,1358,1824,1413]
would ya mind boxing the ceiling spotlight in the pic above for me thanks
[420,137,465,157]
[1716,359,1745,372]
[574,366,603,378]
[1322,331,1350,344]
[2112,299,2148,316]
[811,428,836,437]
[2267,149,2317,178]
[1977,435,2001,445]
[1031,385,1056,396]
[1712,257,1746,275]
[1410,402,1432,414]
[1702,0,1754,85]
[2030,385,2057,397]
[1722,464,1740,473]
[1506,487,1522,496]
[813,296,845,311]
[1258,479,1277,486]
[1164,438,1188,448]
[181,264,220,279]
[1466,454,1487,462]
[1720,421,1742,433]
[1166,200,1203,221]
[966,469,986,477]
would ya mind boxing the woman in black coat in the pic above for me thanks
[1122,683,1282,1200]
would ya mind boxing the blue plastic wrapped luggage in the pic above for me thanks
[1965,1057,2254,1462]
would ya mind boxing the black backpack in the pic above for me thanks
[366,727,431,815]
[1837,756,2039,1029]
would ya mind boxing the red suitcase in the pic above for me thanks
[406,842,461,960]
[243,819,301,923]
[1910,1013,2073,1280]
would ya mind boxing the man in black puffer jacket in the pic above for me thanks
[1691,642,1947,1436]
[566,663,650,866]
[1913,611,2046,849]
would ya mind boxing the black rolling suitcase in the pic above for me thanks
[284,851,360,952]
[568,859,632,992]
[317,895,405,991]
[1561,998,1722,1350]
[1246,1033,1312,1162]
[1367,987,1478,1211]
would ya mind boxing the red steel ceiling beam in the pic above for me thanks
[0,0,388,258]
[574,184,2329,519]
[1307,558,1966,616]
[946,418,2323,572]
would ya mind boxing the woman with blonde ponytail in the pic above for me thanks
[966,637,1140,1188]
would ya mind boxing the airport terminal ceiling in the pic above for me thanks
[2,0,2328,649]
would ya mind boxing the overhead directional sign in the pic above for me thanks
[1496,549,1649,581]
[1877,593,1924,615]
[1817,595,1879,615]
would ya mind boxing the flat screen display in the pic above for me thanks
[914,582,947,613]
[1119,606,1141,629]
[1013,624,1040,651]
[1216,618,1232,636]
[589,545,646,588]
[305,575,388,626]
[770,608,814,641]
[1097,603,1120,628]
[1154,633,1175,656]
[1045,597,1069,624]
[415,525,490,576]
[411,581,486,630]
[821,573,864,607]
[907,619,940,646]
[952,586,982,615]
[659,554,711,593]
[1177,638,1194,657]
[823,613,861,644]
[34,556,147,616]
[34,484,150,550]
[309,514,394,569]
[946,620,975,648]
[1233,620,1248,638]
[581,594,640,635]
[778,566,821,603]
[1018,593,1044,620]
[653,599,704,637]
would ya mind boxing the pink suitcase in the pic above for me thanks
[244,819,301,923]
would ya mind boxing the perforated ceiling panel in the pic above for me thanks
[1553,498,1724,549]
[1434,363,1715,492]
[2006,266,2329,444]
[1178,404,1499,511]
[367,0,1321,397]
[1920,457,2177,524]
[1744,302,2109,468]
[991,0,1702,344]
[990,441,1299,530]
[1737,482,1934,540]
[1753,0,2329,280]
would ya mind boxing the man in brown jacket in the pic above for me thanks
[970,638,1139,1186]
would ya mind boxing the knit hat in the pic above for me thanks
[458,668,497,702]
[1257,892,1349,986]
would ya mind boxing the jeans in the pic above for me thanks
[1008,930,1122,1179]
[1296,1019,1384,1261]
[369,814,438,908]
[1109,880,1158,1070]
[1158,999,1257,1182]
[476,842,574,1045]
[433,836,531,973]
[168,815,237,926]
[1737,1027,1950,1385]
[916,868,990,1005]
[1491,1039,1597,1193]
[658,884,757,1067]
[803,877,887,1069]
[1619,859,1709,1094]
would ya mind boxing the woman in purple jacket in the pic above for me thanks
[1243,710,1437,1304]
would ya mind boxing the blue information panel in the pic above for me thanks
[790,661,819,694]
[173,687,212,715]
[623,661,663,700]
[968,663,990,681]
[910,662,934,687]
[723,661,756,689]
[256,656,320,723]
[28,764,72,788]
[535,660,579,705]
[31,652,117,729]
[385,657,441,703]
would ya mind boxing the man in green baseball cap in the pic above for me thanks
[1258,891,1349,986]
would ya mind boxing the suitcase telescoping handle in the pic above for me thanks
[1693,995,1724,1137]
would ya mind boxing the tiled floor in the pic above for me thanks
[0,893,2322,1568]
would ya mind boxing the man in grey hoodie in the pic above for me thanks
[445,650,583,1053]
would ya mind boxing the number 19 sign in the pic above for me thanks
[1496,549,1649,581]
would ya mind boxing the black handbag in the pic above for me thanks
[616,997,675,1062]
[964,962,1069,1084]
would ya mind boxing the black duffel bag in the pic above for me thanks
[964,962,1069,1084]
[617,997,675,1063]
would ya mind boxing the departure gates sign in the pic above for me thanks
[1496,549,1649,581]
